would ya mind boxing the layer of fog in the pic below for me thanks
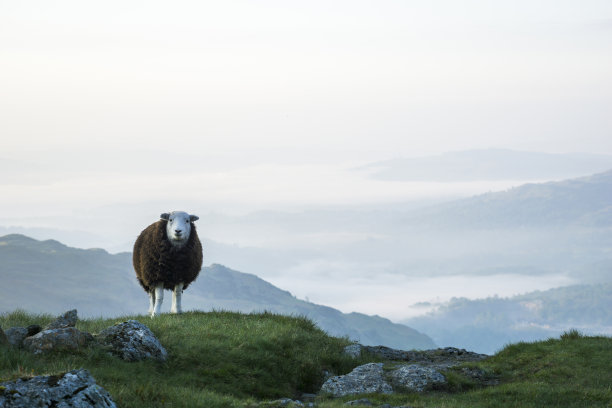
[2,153,610,322]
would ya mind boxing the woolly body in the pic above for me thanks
[133,211,203,315]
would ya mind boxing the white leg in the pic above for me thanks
[171,283,184,314]
[152,283,164,317]
[148,290,156,316]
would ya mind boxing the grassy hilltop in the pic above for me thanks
[1,310,611,408]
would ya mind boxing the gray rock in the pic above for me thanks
[0,368,116,407]
[321,363,393,397]
[344,344,362,358]
[97,320,167,362]
[4,327,28,348]
[46,309,78,330]
[23,327,94,354]
[388,364,446,392]
[0,326,8,346]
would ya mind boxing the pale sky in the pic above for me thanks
[1,2,611,319]
[1,1,611,161]
[2,0,611,225]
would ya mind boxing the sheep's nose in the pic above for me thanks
[175,229,182,235]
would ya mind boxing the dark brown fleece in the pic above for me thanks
[133,220,203,292]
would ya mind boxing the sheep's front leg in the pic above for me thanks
[152,283,164,317]
[148,290,156,316]
[171,283,184,314]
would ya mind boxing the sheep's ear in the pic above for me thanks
[160,213,170,220]
[190,215,199,222]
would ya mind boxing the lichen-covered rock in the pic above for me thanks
[22,327,94,354]
[46,309,78,330]
[0,368,116,407]
[321,363,393,397]
[388,364,446,392]
[4,327,28,348]
[97,320,167,362]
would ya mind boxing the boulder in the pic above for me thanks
[22,327,94,354]
[46,309,78,330]
[388,364,446,392]
[4,327,28,348]
[0,368,116,407]
[97,320,167,362]
[320,363,393,397]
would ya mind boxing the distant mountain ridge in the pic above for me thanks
[361,149,612,182]
[402,168,612,229]
[0,234,434,350]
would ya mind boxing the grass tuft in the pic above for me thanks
[560,328,584,340]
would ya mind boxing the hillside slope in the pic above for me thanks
[404,284,612,354]
[0,234,434,350]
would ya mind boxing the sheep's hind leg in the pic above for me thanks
[148,290,156,316]
[152,283,164,317]
[171,283,184,314]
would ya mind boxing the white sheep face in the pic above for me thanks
[161,211,199,247]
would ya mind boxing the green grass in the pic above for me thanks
[316,330,612,408]
[2,311,612,408]
[1,310,357,407]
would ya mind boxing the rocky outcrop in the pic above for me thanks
[327,344,495,398]
[0,369,116,407]
[322,362,446,396]
[389,364,446,392]
[0,310,171,407]
[23,327,94,354]
[321,363,393,397]
[2,310,167,364]
[16,310,94,354]
[345,344,487,367]
[45,309,78,330]
[97,320,167,362]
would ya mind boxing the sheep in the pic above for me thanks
[133,211,203,317]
